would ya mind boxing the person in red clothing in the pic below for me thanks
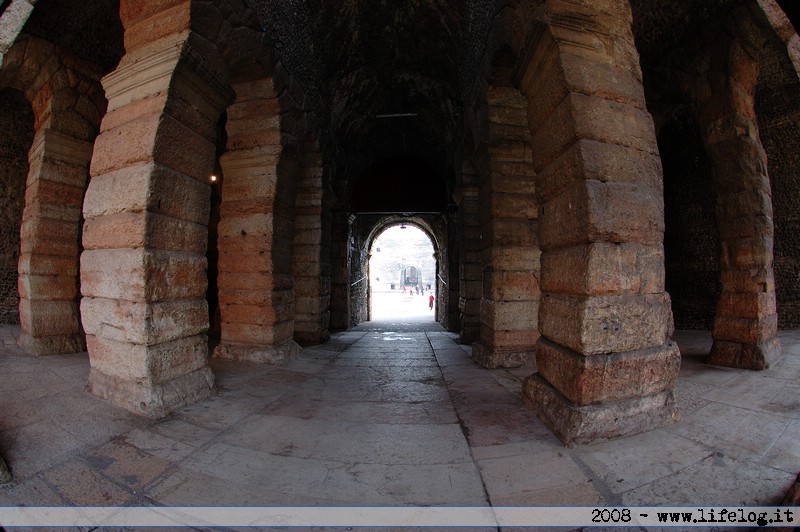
[428,293,434,310]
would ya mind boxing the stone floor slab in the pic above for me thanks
[0,324,796,523]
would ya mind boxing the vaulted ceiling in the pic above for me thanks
[14,0,798,212]
[250,0,496,185]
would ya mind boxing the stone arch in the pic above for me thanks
[676,2,787,370]
[359,216,447,323]
[0,35,107,355]
[506,0,679,445]
[365,219,440,320]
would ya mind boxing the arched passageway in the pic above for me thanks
[0,0,796,476]
[368,224,437,323]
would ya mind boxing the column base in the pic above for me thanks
[88,366,215,418]
[472,341,534,369]
[522,373,680,447]
[708,337,781,370]
[213,340,301,365]
[294,330,331,347]
[17,332,85,355]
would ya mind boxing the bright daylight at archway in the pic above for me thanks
[369,224,436,322]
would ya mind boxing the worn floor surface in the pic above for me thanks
[0,318,798,530]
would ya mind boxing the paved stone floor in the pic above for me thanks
[0,318,798,529]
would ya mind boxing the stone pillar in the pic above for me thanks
[81,12,232,416]
[293,142,332,345]
[18,129,92,355]
[445,207,460,332]
[520,0,680,446]
[473,86,540,368]
[457,174,482,344]
[213,76,300,364]
[329,210,352,330]
[691,32,781,370]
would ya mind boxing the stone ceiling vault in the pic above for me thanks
[250,0,496,200]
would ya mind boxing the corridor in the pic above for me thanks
[0,321,798,520]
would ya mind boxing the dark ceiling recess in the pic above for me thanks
[22,0,123,73]
[351,157,448,214]
[249,0,495,184]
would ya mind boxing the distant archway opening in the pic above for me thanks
[368,224,436,322]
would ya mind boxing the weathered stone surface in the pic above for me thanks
[84,161,210,225]
[19,253,78,276]
[712,314,778,344]
[219,320,294,347]
[539,179,664,249]
[87,364,214,419]
[482,269,540,301]
[522,373,680,447]
[535,338,681,405]
[17,274,76,301]
[708,336,782,370]
[539,293,673,356]
[218,299,295,326]
[18,298,81,336]
[213,340,301,365]
[531,93,658,173]
[480,299,537,330]
[81,297,208,345]
[472,340,535,369]
[83,211,207,253]
[81,248,207,301]
[540,243,664,296]
[86,333,208,385]
[17,331,85,356]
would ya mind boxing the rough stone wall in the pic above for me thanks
[659,113,721,330]
[0,88,31,324]
[756,48,800,329]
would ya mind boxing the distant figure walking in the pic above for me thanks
[429,294,434,310]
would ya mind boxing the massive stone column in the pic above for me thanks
[329,209,352,330]
[81,3,233,416]
[689,23,781,370]
[1,36,106,355]
[520,0,680,446]
[212,73,300,364]
[456,168,482,344]
[293,140,332,345]
[473,85,540,369]
[18,129,92,355]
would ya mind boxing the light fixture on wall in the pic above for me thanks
[210,175,218,183]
